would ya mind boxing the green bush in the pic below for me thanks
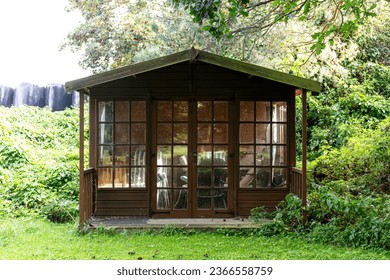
[0,106,83,222]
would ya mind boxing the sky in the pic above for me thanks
[0,0,91,87]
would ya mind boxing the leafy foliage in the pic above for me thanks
[0,106,82,222]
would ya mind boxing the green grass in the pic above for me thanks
[0,218,388,260]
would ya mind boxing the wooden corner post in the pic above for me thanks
[79,90,85,226]
[302,89,307,223]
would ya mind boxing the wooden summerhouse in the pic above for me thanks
[65,48,321,225]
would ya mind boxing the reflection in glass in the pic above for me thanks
[197,101,212,121]
[213,145,228,166]
[131,146,146,166]
[197,123,212,143]
[256,102,270,122]
[213,167,227,187]
[256,124,270,143]
[99,124,113,144]
[173,167,188,188]
[157,123,172,144]
[173,101,188,121]
[240,123,254,144]
[214,101,228,121]
[214,123,228,143]
[131,101,146,121]
[115,123,129,144]
[99,146,113,166]
[131,123,146,144]
[240,101,254,121]
[173,123,188,144]
[173,146,188,165]
[115,101,129,122]
[157,101,172,121]
[239,167,254,187]
[131,167,145,188]
[98,101,113,122]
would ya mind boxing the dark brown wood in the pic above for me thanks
[302,89,308,222]
[79,91,85,226]
[72,51,317,221]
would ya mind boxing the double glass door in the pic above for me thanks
[153,99,231,217]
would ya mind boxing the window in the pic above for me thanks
[97,100,146,188]
[239,101,288,188]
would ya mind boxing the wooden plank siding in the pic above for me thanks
[77,55,314,219]
[94,190,149,216]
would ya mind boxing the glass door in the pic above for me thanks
[153,99,232,217]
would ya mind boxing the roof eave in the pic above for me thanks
[65,48,321,93]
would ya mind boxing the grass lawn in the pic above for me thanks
[0,218,388,260]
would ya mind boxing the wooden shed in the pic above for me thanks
[65,48,321,225]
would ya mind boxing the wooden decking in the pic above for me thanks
[88,217,268,230]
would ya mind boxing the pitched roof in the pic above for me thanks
[65,48,321,93]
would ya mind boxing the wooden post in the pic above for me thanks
[79,91,85,226]
[302,89,307,223]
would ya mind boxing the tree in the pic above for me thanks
[172,0,379,55]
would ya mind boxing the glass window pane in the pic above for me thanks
[173,167,188,188]
[239,145,254,166]
[130,167,145,188]
[157,145,171,166]
[214,167,227,187]
[214,123,228,143]
[272,124,287,144]
[131,146,145,166]
[115,146,129,166]
[240,123,254,144]
[272,102,287,122]
[239,167,254,188]
[131,101,146,121]
[98,101,113,122]
[98,168,112,188]
[197,101,212,121]
[114,168,129,188]
[173,101,188,121]
[157,189,171,209]
[115,101,129,122]
[198,167,212,187]
[214,101,228,121]
[256,101,271,122]
[214,145,228,166]
[272,146,287,166]
[197,145,212,166]
[213,189,227,209]
[173,188,187,209]
[157,123,172,144]
[98,146,113,166]
[197,123,212,143]
[115,123,129,144]
[256,124,270,144]
[197,189,211,209]
[173,123,188,144]
[157,167,171,189]
[255,168,271,188]
[173,145,188,165]
[272,168,287,187]
[257,145,270,166]
[98,124,113,144]
[240,101,254,121]
[131,123,146,144]
[157,101,172,121]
